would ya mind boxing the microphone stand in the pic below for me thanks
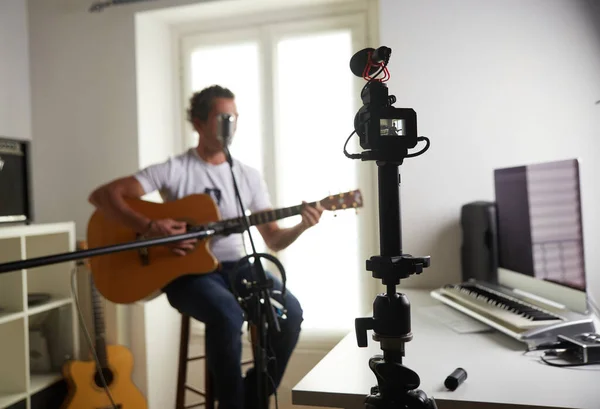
[222,144,281,409]
[0,228,217,275]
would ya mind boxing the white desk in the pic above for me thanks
[292,289,600,409]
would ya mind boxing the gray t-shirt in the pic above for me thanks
[134,148,272,261]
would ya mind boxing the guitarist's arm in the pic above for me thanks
[257,202,324,252]
[88,176,195,255]
[88,176,152,234]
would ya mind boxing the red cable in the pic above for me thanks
[383,66,390,81]
[362,51,373,80]
[362,51,392,82]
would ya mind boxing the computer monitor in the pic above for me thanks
[494,158,588,314]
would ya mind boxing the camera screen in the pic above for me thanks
[380,119,404,136]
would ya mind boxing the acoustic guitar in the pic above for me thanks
[87,190,363,304]
[61,252,148,409]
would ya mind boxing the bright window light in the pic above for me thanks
[186,24,363,332]
[274,30,361,330]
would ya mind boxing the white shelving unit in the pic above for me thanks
[0,222,79,409]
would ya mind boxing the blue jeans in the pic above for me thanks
[162,260,303,409]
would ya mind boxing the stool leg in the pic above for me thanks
[176,314,190,409]
[205,339,214,409]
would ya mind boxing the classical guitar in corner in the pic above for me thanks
[87,189,363,304]
[62,248,148,409]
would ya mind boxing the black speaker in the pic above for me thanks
[460,201,499,284]
[0,137,32,225]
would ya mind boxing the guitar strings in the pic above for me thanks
[71,268,119,409]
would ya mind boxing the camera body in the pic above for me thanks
[354,81,419,155]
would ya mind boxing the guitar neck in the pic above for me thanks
[90,277,109,368]
[220,201,318,230]
[185,190,362,236]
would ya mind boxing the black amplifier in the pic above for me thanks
[0,137,32,225]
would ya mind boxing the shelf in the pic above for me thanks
[27,297,72,316]
[28,302,76,378]
[0,222,77,409]
[0,238,22,262]
[0,392,26,409]
[29,373,63,395]
[0,319,27,400]
[0,238,25,315]
[25,232,73,300]
[0,311,25,325]
[0,222,74,239]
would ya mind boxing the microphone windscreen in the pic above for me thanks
[349,47,376,77]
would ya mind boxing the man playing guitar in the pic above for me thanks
[88,85,324,409]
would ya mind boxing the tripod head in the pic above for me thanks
[347,46,436,409]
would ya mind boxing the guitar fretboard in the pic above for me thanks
[192,201,317,233]
[235,202,314,227]
[91,278,108,369]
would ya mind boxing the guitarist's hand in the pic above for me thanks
[299,201,324,231]
[148,219,197,256]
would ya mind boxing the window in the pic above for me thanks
[180,9,372,331]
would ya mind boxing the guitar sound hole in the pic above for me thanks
[94,367,114,388]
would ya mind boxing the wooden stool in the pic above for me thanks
[176,314,255,409]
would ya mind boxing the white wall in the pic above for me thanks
[379,0,600,307]
[28,0,147,236]
[0,0,31,140]
[135,12,181,170]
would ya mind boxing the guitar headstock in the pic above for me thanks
[319,190,363,211]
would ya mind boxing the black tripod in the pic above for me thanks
[348,46,437,409]
[355,162,437,409]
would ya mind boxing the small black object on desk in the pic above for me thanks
[445,368,467,391]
